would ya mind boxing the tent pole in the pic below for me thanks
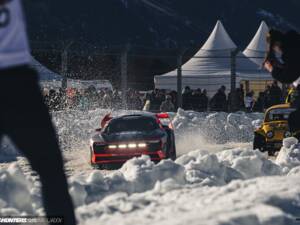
[121,44,129,109]
[177,53,183,109]
[61,41,73,89]
[61,50,68,89]
[230,50,238,112]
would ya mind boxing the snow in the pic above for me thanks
[0,108,300,225]
[276,138,300,172]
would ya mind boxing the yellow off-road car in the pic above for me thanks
[253,103,296,155]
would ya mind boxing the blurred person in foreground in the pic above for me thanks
[0,0,76,224]
[264,29,300,137]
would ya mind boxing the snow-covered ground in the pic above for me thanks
[1,109,300,225]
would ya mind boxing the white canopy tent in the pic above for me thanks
[243,21,269,66]
[154,21,272,97]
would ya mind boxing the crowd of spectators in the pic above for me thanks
[42,80,285,113]
[42,86,143,111]
[142,81,285,113]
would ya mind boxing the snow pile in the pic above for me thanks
[173,109,263,152]
[69,155,186,207]
[0,164,39,216]
[78,173,300,225]
[0,145,300,225]
[276,137,300,173]
[69,148,286,208]
[3,146,299,214]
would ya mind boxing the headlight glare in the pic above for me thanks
[118,144,127,149]
[108,145,117,149]
[138,143,147,148]
[128,143,137,148]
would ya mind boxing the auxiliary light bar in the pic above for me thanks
[108,143,147,149]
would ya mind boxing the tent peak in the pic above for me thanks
[244,21,269,52]
[201,20,237,51]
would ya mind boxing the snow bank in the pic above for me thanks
[77,173,300,225]
[0,164,38,215]
[276,137,300,173]
[2,145,300,215]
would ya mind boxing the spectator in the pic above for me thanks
[103,90,113,109]
[244,91,255,112]
[0,0,76,224]
[210,86,227,112]
[143,100,151,112]
[169,91,178,109]
[199,89,208,112]
[160,95,175,112]
[253,92,266,112]
[191,89,202,111]
[182,86,193,110]
[268,80,283,106]
[236,87,245,110]
[264,29,300,135]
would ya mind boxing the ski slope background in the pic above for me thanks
[0,108,300,225]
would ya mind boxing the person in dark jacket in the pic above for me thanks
[268,80,283,106]
[210,86,227,112]
[264,29,300,136]
[253,92,266,112]
[199,89,209,112]
[182,86,193,110]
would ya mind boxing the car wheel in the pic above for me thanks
[164,129,176,160]
[253,133,266,152]
[268,150,276,156]
[170,142,177,160]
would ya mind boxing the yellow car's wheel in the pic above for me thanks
[253,133,266,152]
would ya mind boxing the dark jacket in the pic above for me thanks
[271,31,300,83]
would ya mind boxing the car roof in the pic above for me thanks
[111,113,156,121]
[265,103,293,113]
[264,103,296,122]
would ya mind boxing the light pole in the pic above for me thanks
[61,41,73,89]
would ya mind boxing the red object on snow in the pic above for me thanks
[101,113,113,128]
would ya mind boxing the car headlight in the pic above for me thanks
[108,145,117,149]
[284,131,292,138]
[266,131,274,138]
[138,143,147,148]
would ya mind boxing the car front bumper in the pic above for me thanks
[265,141,283,151]
[91,150,166,164]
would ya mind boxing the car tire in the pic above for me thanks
[253,133,266,152]
[165,130,176,161]
[170,141,177,160]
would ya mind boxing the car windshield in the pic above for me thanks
[266,108,296,122]
[105,116,159,133]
